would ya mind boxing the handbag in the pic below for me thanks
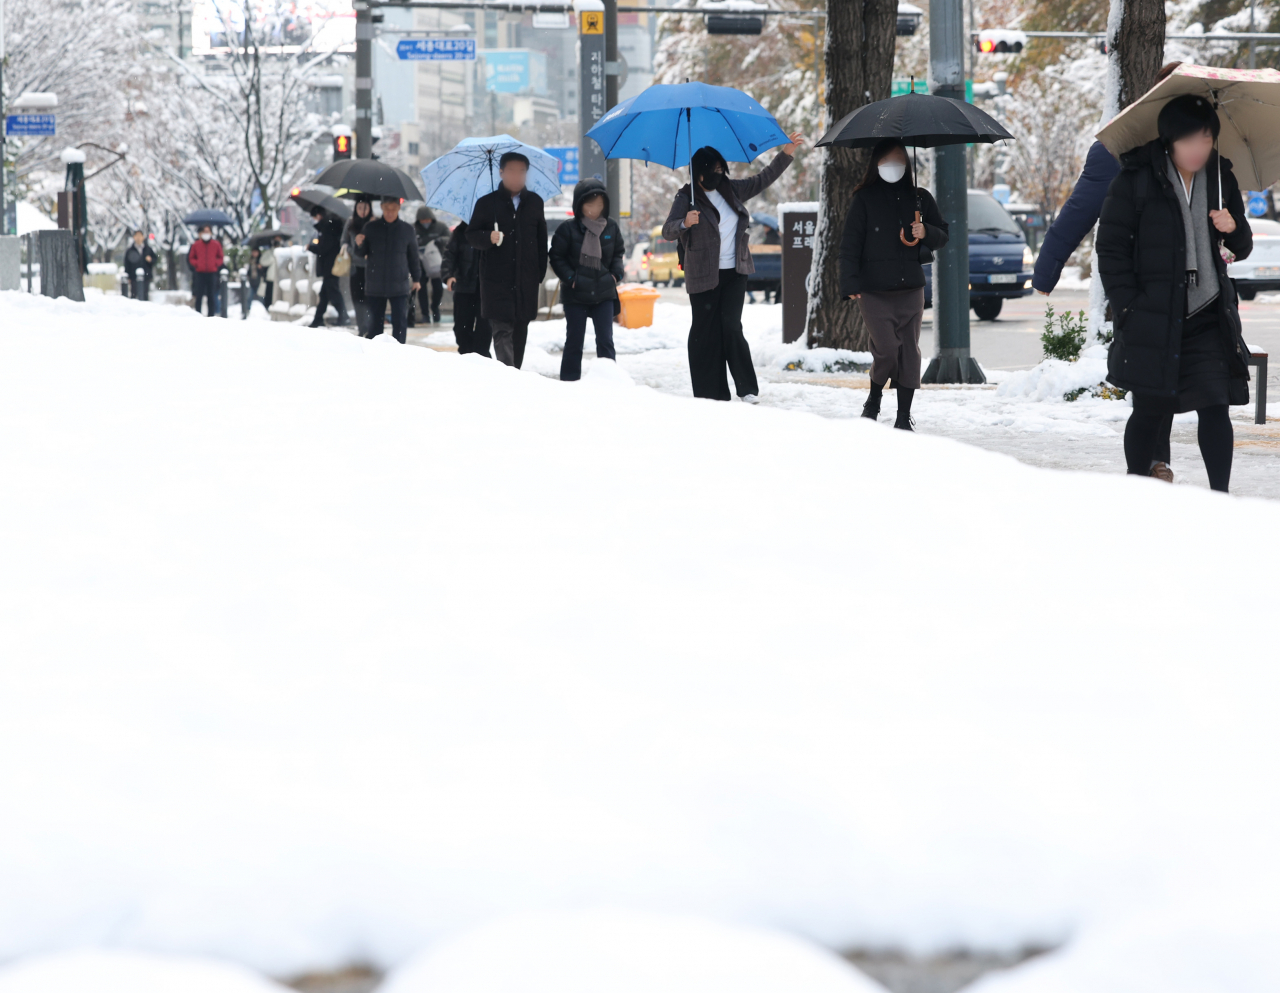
[331,246,352,278]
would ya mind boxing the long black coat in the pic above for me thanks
[1097,139,1253,395]
[838,178,947,296]
[466,187,548,325]
[441,223,480,295]
[124,242,156,278]
[549,179,626,307]
[307,215,344,276]
[353,216,424,297]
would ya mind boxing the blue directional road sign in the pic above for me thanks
[397,38,476,61]
[1247,191,1269,217]
[544,145,579,186]
[5,114,56,136]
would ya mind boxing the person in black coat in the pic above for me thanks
[549,178,626,381]
[466,151,548,368]
[442,221,491,357]
[352,197,424,344]
[342,198,374,335]
[839,137,948,429]
[413,207,450,325]
[307,208,348,328]
[1097,95,1253,492]
[124,230,156,301]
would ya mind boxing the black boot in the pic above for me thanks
[894,387,915,430]
[862,380,884,420]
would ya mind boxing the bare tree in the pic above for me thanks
[804,0,899,351]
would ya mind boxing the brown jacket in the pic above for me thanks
[662,151,793,295]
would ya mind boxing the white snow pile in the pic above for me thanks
[0,949,290,993]
[1,290,1279,991]
[380,910,887,993]
[995,345,1113,401]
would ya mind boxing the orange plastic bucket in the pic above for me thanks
[617,284,662,329]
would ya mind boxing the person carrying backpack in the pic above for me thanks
[549,179,626,381]
[414,207,449,325]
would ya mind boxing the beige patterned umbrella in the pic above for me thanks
[1096,63,1280,200]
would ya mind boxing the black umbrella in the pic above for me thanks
[242,229,290,247]
[289,185,352,220]
[312,159,423,201]
[816,91,1015,149]
[183,208,236,227]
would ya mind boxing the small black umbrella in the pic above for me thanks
[312,159,423,201]
[183,207,236,227]
[289,185,352,220]
[242,229,290,247]
[816,90,1015,149]
[817,90,1015,246]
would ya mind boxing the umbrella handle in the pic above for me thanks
[900,210,922,247]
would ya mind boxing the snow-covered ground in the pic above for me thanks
[421,301,1280,497]
[2,290,1279,992]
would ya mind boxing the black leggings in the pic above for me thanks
[1125,405,1233,492]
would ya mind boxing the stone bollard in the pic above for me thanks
[0,236,21,291]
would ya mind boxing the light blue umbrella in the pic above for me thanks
[586,82,789,174]
[420,136,563,223]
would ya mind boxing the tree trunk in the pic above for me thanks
[1109,0,1166,114]
[804,0,898,351]
[37,230,85,302]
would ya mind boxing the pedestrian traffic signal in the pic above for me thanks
[974,29,1026,54]
[333,134,352,161]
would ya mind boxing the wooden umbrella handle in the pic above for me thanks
[900,210,922,247]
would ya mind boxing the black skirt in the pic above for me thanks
[1132,306,1249,414]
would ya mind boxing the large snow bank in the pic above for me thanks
[0,291,1278,983]
[380,910,887,993]
[0,950,290,993]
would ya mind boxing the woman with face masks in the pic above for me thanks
[838,138,948,429]
[1097,94,1253,492]
[662,131,804,403]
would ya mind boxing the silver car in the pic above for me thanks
[1228,216,1280,300]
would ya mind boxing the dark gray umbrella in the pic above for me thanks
[289,185,352,220]
[183,208,236,227]
[816,91,1014,149]
[242,229,290,247]
[312,159,423,201]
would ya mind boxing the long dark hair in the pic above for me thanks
[853,138,915,193]
[346,197,373,237]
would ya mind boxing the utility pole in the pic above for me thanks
[1250,0,1257,69]
[0,0,9,237]
[923,0,984,383]
[604,0,619,206]
[356,0,374,157]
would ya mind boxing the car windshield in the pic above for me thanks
[968,193,1021,235]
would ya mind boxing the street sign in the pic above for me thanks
[889,79,974,100]
[396,38,476,61]
[780,204,818,343]
[5,114,56,136]
[545,146,580,186]
[1247,192,1269,217]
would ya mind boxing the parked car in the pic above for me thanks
[924,191,1034,319]
[1228,216,1280,299]
[625,240,650,282]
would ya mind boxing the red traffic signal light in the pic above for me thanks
[974,29,1026,54]
[333,134,352,161]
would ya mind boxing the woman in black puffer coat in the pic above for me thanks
[549,178,626,382]
[1097,95,1253,492]
[839,137,948,429]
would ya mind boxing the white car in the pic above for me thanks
[1228,216,1280,300]
[625,241,650,282]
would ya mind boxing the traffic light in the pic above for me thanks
[701,0,765,35]
[974,29,1026,54]
[333,133,352,161]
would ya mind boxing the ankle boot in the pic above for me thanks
[862,380,884,420]
[894,387,915,430]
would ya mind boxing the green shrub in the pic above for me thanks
[1040,303,1089,362]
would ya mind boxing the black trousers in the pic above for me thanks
[366,295,410,343]
[131,276,151,301]
[491,319,529,368]
[687,268,757,400]
[561,299,616,381]
[192,272,219,317]
[313,274,347,326]
[452,292,492,357]
[411,279,444,325]
[1125,404,1232,492]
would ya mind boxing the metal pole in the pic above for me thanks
[604,0,619,206]
[575,0,607,183]
[1250,0,1256,69]
[356,0,374,157]
[923,0,983,384]
[0,0,8,238]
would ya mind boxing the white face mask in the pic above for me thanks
[877,161,907,184]
[200,232,212,242]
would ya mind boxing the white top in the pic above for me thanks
[705,188,738,269]
[511,193,522,212]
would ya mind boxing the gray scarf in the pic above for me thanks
[1166,156,1219,317]
[578,216,607,269]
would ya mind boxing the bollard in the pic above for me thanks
[218,266,229,318]
[239,267,251,319]
[119,270,131,298]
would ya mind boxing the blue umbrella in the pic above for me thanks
[183,208,236,227]
[421,135,563,223]
[585,82,789,175]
